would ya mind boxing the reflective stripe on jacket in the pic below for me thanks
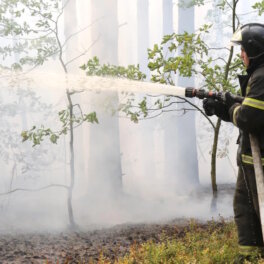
[229,64,264,165]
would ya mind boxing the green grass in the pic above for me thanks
[98,220,264,264]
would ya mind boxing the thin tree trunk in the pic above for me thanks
[62,0,77,228]
[211,119,221,191]
[211,0,236,206]
[66,89,76,228]
[210,118,221,210]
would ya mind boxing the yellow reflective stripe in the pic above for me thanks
[243,97,264,110]
[242,154,264,165]
[232,105,240,126]
[246,85,251,95]
[239,245,264,256]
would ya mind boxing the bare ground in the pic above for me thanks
[0,218,210,264]
[0,184,235,263]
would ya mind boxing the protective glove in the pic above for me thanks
[224,92,238,110]
[203,98,216,116]
[203,98,230,122]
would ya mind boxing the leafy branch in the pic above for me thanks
[21,109,98,146]
[252,0,264,15]
[80,56,146,81]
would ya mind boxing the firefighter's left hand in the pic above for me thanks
[203,98,230,121]
[224,92,237,109]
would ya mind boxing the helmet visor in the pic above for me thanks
[230,26,242,46]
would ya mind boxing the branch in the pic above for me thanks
[210,57,228,64]
[197,142,207,162]
[57,0,70,24]
[175,96,216,129]
[61,16,105,49]
[139,108,197,120]
[1,31,53,41]
[73,103,84,119]
[119,22,128,28]
[26,5,56,23]
[208,47,230,51]
[21,47,61,75]
[231,0,239,29]
[229,61,243,71]
[238,10,257,17]
[65,35,101,67]
[54,16,67,73]
[68,89,85,95]
[198,71,219,91]
[122,92,215,129]
[224,0,234,12]
[127,100,186,112]
[120,107,197,121]
[0,184,69,196]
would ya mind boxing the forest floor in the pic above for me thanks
[0,218,216,264]
[0,184,237,263]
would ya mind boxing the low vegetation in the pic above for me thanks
[97,220,263,264]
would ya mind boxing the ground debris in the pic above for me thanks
[0,218,221,263]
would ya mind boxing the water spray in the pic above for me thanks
[79,76,245,104]
[0,71,244,104]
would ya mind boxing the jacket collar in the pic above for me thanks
[238,63,264,96]
[238,75,250,96]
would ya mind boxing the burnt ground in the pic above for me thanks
[0,184,235,263]
[0,218,230,264]
[0,219,183,264]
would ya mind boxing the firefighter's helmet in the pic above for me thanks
[230,23,264,59]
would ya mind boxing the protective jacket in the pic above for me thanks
[229,63,264,166]
[229,63,264,247]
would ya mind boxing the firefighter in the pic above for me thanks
[203,23,264,261]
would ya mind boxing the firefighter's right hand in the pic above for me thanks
[203,98,216,116]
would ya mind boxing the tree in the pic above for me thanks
[159,0,200,191]
[137,0,149,75]
[0,76,58,210]
[118,0,254,198]
[174,0,199,189]
[136,0,159,191]
[88,0,122,194]
[146,26,234,197]
[0,0,98,229]
[135,0,264,200]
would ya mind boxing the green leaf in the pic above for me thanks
[21,131,29,142]
[84,112,99,124]
[252,1,264,15]
[50,134,59,144]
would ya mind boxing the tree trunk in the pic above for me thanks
[137,0,149,75]
[163,0,173,35]
[136,0,158,187]
[211,118,221,201]
[89,0,122,195]
[169,0,199,190]
[63,0,77,228]
[63,0,78,71]
[66,90,76,228]
[211,0,236,207]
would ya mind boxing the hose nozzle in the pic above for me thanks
[185,88,224,100]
